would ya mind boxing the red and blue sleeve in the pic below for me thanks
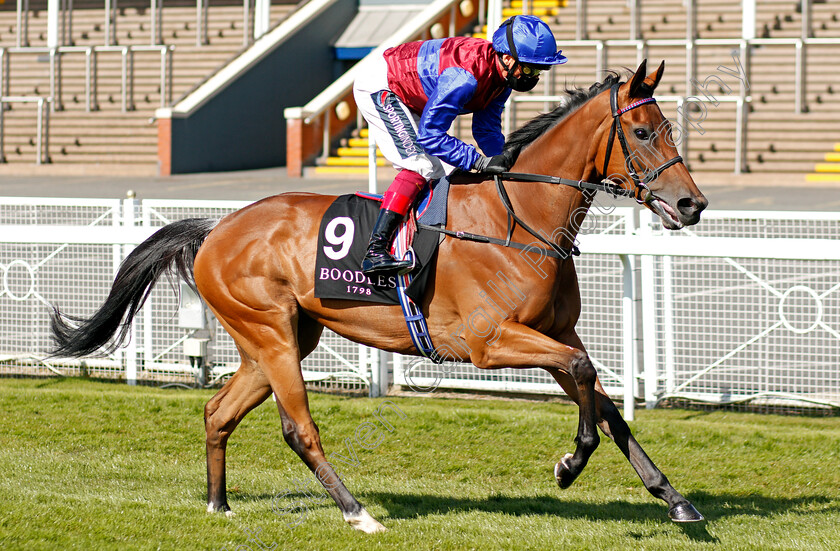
[472,88,511,156]
[417,67,482,170]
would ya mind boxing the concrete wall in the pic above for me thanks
[166,0,357,173]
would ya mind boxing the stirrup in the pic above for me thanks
[395,247,417,276]
[361,253,413,275]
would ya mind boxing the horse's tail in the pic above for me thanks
[49,218,218,358]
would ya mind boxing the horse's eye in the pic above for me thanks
[634,128,650,140]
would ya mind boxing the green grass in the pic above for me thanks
[0,378,838,550]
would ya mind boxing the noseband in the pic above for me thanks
[601,82,684,204]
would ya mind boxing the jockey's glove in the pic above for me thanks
[473,151,514,174]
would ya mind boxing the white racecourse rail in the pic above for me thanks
[1,197,839,418]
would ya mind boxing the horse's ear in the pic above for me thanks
[627,59,648,98]
[645,61,666,93]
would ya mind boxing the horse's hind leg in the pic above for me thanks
[238,305,385,533]
[548,369,703,522]
[205,351,272,515]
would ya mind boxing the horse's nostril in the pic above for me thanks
[677,196,707,215]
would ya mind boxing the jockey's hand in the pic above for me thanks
[473,151,514,174]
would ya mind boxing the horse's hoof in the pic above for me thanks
[668,502,705,523]
[554,453,577,489]
[207,503,234,518]
[344,508,387,534]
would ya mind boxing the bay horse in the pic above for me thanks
[50,60,707,532]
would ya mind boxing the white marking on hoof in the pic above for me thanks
[207,503,235,518]
[344,508,387,533]
[561,453,574,469]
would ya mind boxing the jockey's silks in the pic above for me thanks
[383,37,511,170]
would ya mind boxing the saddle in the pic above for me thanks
[313,177,449,306]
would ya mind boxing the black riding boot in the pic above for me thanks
[361,209,413,274]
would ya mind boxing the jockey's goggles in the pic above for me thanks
[520,64,544,77]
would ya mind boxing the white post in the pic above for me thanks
[121,46,133,112]
[105,0,112,46]
[392,354,403,387]
[142,204,155,383]
[123,194,139,385]
[735,97,745,173]
[636,40,646,68]
[739,40,750,170]
[795,39,807,114]
[254,0,270,39]
[685,0,696,96]
[576,0,587,40]
[742,0,756,40]
[662,253,675,396]
[620,254,636,421]
[150,0,160,45]
[35,98,43,164]
[640,255,658,407]
[242,0,250,46]
[629,0,640,40]
[676,97,687,160]
[486,0,502,41]
[43,99,50,163]
[49,48,63,112]
[197,0,208,46]
[17,0,30,47]
[801,0,812,39]
[160,46,172,107]
[367,345,376,397]
[640,212,659,408]
[104,0,118,46]
[0,98,4,165]
[0,48,7,98]
[47,0,60,48]
[86,47,98,111]
[595,40,605,81]
[367,346,385,398]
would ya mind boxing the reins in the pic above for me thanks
[419,82,685,261]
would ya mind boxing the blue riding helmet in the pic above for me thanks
[492,15,567,69]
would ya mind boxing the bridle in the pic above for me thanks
[501,82,683,205]
[601,82,684,204]
[420,81,686,261]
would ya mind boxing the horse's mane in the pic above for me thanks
[504,71,625,156]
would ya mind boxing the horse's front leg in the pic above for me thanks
[467,321,600,489]
[548,367,704,523]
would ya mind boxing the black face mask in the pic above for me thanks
[504,60,539,92]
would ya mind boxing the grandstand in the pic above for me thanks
[1,0,838,180]
[0,0,296,171]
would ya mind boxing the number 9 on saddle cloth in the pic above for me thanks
[314,177,449,304]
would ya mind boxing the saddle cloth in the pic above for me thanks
[313,177,449,305]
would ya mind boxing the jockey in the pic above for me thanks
[353,15,567,275]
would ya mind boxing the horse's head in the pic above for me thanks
[599,60,708,229]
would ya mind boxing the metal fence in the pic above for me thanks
[1,197,838,416]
